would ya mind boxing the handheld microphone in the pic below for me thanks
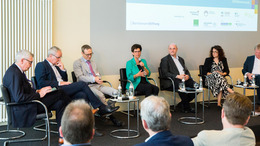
[138,58,144,71]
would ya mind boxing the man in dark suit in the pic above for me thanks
[35,46,118,117]
[134,96,193,146]
[242,44,260,104]
[3,50,69,128]
[60,100,94,146]
[160,43,195,113]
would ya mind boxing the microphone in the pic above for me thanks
[138,58,144,71]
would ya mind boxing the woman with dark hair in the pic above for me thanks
[203,45,234,107]
[126,44,159,97]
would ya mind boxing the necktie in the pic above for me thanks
[86,61,96,77]
[23,72,34,88]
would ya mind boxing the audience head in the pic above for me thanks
[168,43,178,57]
[210,45,225,61]
[60,100,94,145]
[15,50,34,72]
[47,46,62,65]
[140,96,171,133]
[223,92,252,126]
[254,44,260,59]
[131,44,142,58]
[81,44,93,60]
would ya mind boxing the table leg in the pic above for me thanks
[128,101,130,137]
[195,93,197,123]
[253,88,256,116]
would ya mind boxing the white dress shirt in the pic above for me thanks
[171,55,184,76]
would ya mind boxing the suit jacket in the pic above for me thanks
[3,64,40,127]
[73,57,98,83]
[242,55,255,75]
[203,57,230,76]
[134,130,193,146]
[160,54,191,89]
[126,58,151,90]
[35,59,68,89]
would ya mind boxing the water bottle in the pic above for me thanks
[182,77,186,90]
[199,76,203,90]
[129,83,134,99]
[243,74,247,87]
[252,74,255,86]
[118,84,122,99]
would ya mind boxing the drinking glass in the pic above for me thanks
[112,91,118,99]
[179,83,184,90]
[194,82,199,89]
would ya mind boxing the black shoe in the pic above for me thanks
[107,100,117,108]
[98,105,119,116]
[183,108,195,113]
[110,115,123,127]
[94,129,104,137]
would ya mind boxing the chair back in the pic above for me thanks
[158,67,165,90]
[71,71,77,82]
[0,85,12,126]
[199,65,207,87]
[119,68,127,94]
[31,76,37,89]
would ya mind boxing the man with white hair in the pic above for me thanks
[3,50,69,129]
[134,96,193,146]
[160,43,196,113]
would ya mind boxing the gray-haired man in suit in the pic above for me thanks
[73,44,122,127]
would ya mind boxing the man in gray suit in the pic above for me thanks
[160,43,195,113]
[73,44,122,127]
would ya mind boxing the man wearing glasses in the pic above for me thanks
[73,44,123,127]
[35,46,119,118]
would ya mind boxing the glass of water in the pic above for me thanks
[194,82,199,89]
[179,83,184,90]
[112,91,118,99]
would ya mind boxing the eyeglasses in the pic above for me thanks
[24,58,33,65]
[212,51,218,53]
[53,55,62,59]
[133,51,141,53]
[84,53,94,56]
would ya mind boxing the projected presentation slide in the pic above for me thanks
[126,0,258,31]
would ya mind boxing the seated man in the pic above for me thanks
[134,96,193,146]
[192,92,255,146]
[73,44,122,126]
[242,44,260,105]
[60,100,94,146]
[35,46,118,117]
[160,43,195,113]
[3,50,69,130]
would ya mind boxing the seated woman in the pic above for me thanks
[203,45,234,107]
[126,44,159,97]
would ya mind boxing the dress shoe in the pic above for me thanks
[109,115,123,127]
[182,108,195,113]
[94,129,104,137]
[107,100,117,107]
[98,105,119,116]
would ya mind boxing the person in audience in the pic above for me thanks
[242,44,260,105]
[73,44,122,127]
[203,45,234,108]
[192,92,255,146]
[160,43,195,113]
[126,44,159,97]
[3,50,70,131]
[60,100,94,146]
[134,95,193,146]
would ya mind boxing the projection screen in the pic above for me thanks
[90,0,260,75]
